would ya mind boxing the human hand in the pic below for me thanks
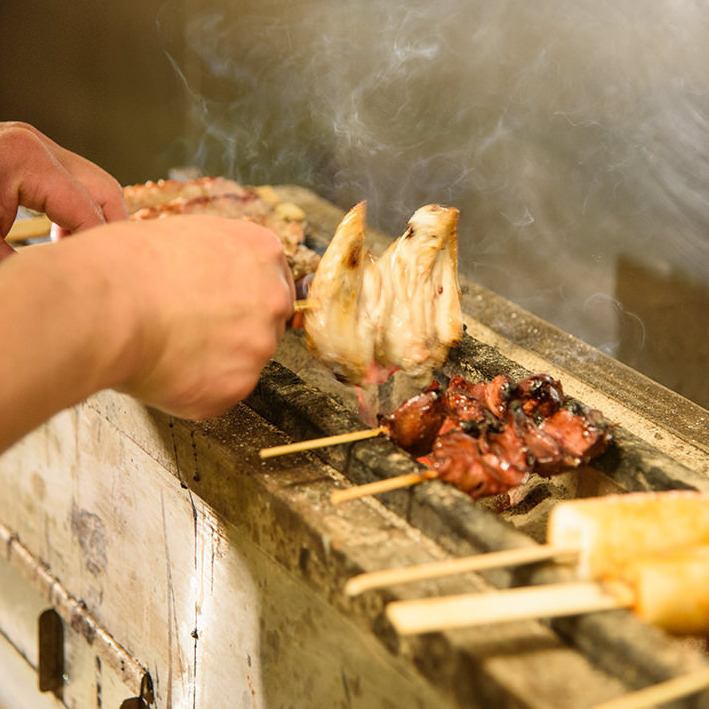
[73,215,295,419]
[0,121,127,242]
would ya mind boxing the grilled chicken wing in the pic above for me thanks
[375,204,462,381]
[304,202,463,385]
[304,202,376,383]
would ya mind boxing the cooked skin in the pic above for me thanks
[304,202,375,383]
[124,177,320,281]
[130,193,306,258]
[289,244,322,281]
[540,406,612,468]
[430,430,529,499]
[304,202,462,384]
[123,176,249,213]
[379,382,446,457]
[514,374,564,418]
[375,204,462,382]
[510,408,565,474]
[377,373,612,500]
[480,419,533,474]
[445,374,514,423]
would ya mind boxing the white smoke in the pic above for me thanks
[158,0,709,403]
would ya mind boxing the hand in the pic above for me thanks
[77,215,295,419]
[0,121,127,240]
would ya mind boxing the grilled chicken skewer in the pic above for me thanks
[303,202,375,383]
[345,490,709,595]
[386,546,709,636]
[259,372,611,507]
[303,201,463,385]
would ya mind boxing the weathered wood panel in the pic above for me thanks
[0,400,454,708]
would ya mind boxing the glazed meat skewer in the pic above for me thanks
[260,370,612,503]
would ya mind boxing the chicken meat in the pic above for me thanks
[303,202,377,383]
[304,201,463,385]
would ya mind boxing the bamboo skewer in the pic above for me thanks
[293,299,313,312]
[331,469,438,505]
[6,215,52,243]
[386,581,635,636]
[259,426,387,460]
[593,668,709,709]
[345,544,579,596]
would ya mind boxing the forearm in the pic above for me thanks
[0,235,136,452]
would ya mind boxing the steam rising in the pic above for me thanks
[158,0,709,402]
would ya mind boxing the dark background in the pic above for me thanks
[2,0,707,406]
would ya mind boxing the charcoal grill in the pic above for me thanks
[0,186,707,708]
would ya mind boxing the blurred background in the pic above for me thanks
[1,0,707,406]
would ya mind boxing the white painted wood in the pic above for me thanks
[0,399,454,708]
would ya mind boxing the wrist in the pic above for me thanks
[50,228,148,394]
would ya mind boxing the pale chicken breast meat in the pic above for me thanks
[304,202,463,385]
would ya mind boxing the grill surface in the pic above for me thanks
[1,186,707,707]
[246,186,709,705]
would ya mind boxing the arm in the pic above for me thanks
[0,215,294,453]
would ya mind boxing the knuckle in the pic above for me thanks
[2,124,43,152]
[253,227,283,256]
[271,287,293,318]
[252,331,278,360]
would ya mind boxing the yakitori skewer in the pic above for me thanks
[6,215,52,243]
[387,546,709,636]
[593,668,709,709]
[387,580,633,635]
[293,299,314,313]
[331,470,438,505]
[260,426,387,460]
[346,491,709,593]
[345,544,577,596]
[259,382,446,460]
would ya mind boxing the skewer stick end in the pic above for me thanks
[293,299,314,312]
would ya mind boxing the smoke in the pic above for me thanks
[158,0,709,399]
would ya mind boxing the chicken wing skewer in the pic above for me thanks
[303,201,463,385]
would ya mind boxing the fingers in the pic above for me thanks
[20,123,128,223]
[51,145,128,223]
[0,122,126,237]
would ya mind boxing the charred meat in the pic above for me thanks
[445,374,513,423]
[513,374,564,418]
[124,177,320,278]
[430,430,529,499]
[379,372,612,500]
[378,383,446,457]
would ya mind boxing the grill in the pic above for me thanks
[244,186,709,706]
[1,186,707,707]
